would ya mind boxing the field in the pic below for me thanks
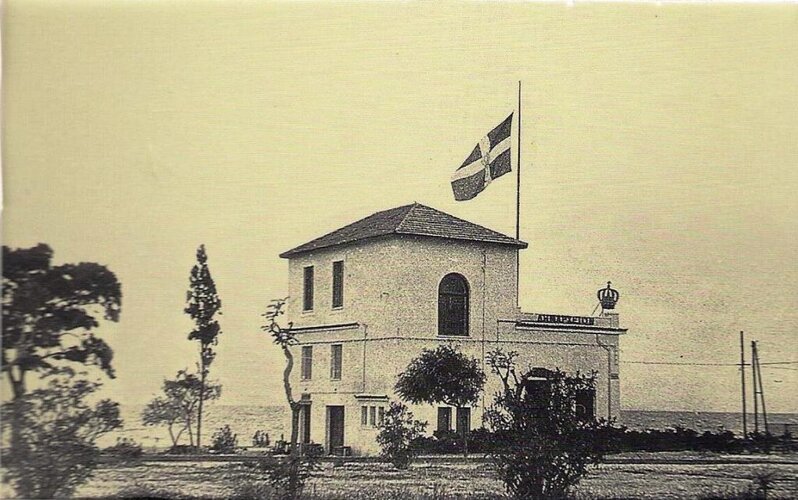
[65,455,798,500]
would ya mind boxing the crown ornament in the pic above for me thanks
[597,281,619,310]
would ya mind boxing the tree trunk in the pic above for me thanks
[8,368,26,399]
[197,355,207,450]
[462,425,469,458]
[280,345,299,455]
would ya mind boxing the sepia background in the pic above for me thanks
[3,1,797,415]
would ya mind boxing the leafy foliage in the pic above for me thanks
[104,437,144,461]
[396,345,486,409]
[0,377,122,499]
[376,401,428,469]
[141,369,221,448]
[485,349,612,499]
[2,244,122,398]
[184,244,223,449]
[210,424,239,453]
[252,430,271,448]
[395,344,485,455]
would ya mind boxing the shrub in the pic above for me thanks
[253,430,271,448]
[376,401,427,469]
[240,455,321,500]
[0,378,122,499]
[485,355,612,499]
[104,437,144,461]
[210,424,238,454]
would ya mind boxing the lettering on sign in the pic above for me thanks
[535,314,595,326]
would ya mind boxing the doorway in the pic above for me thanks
[326,405,345,453]
[299,404,311,444]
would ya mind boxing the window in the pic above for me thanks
[438,273,469,336]
[303,266,314,311]
[576,388,596,420]
[361,405,385,427]
[332,260,344,308]
[300,346,312,380]
[437,407,452,433]
[456,407,471,435]
[330,344,342,380]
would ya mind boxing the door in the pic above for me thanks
[299,405,312,444]
[327,406,345,453]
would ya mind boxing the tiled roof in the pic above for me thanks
[279,203,527,258]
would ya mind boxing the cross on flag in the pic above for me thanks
[451,113,513,201]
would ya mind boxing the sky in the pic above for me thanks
[3,1,797,413]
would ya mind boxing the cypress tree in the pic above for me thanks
[185,244,222,449]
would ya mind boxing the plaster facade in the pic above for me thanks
[282,225,625,456]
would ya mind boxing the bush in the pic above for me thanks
[1,378,122,499]
[485,365,612,499]
[104,437,144,461]
[210,424,238,454]
[239,455,321,500]
[376,401,427,469]
[252,430,271,448]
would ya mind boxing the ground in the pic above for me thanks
[60,454,798,499]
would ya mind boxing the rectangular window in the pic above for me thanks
[332,260,344,309]
[378,406,385,426]
[369,406,377,426]
[300,346,312,380]
[456,407,471,435]
[330,344,342,380]
[361,406,368,426]
[437,407,452,433]
[303,266,314,311]
[576,388,596,420]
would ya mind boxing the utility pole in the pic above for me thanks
[740,331,747,438]
[751,340,759,434]
[753,341,770,434]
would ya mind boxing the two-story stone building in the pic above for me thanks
[279,202,625,456]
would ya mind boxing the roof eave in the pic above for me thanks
[280,232,528,258]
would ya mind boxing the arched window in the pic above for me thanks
[438,273,469,336]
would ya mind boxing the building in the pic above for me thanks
[279,203,626,456]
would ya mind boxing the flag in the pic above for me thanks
[451,113,513,201]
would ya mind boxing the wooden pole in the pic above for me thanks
[754,342,770,434]
[751,340,759,434]
[740,331,747,438]
[515,80,521,308]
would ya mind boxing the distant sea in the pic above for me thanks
[101,405,798,450]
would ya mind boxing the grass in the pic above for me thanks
[64,456,798,499]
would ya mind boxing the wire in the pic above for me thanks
[622,361,742,366]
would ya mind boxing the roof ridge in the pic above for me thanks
[393,202,421,233]
[397,203,520,243]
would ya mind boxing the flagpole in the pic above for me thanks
[516,80,521,307]
[516,81,521,241]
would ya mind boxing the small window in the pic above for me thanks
[332,260,344,309]
[303,266,314,311]
[300,346,313,380]
[369,406,377,426]
[361,406,368,426]
[330,344,342,380]
[378,406,385,426]
[456,407,471,435]
[576,388,596,420]
[438,273,469,336]
[437,407,452,433]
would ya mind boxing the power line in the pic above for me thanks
[622,360,798,367]
[623,361,742,366]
